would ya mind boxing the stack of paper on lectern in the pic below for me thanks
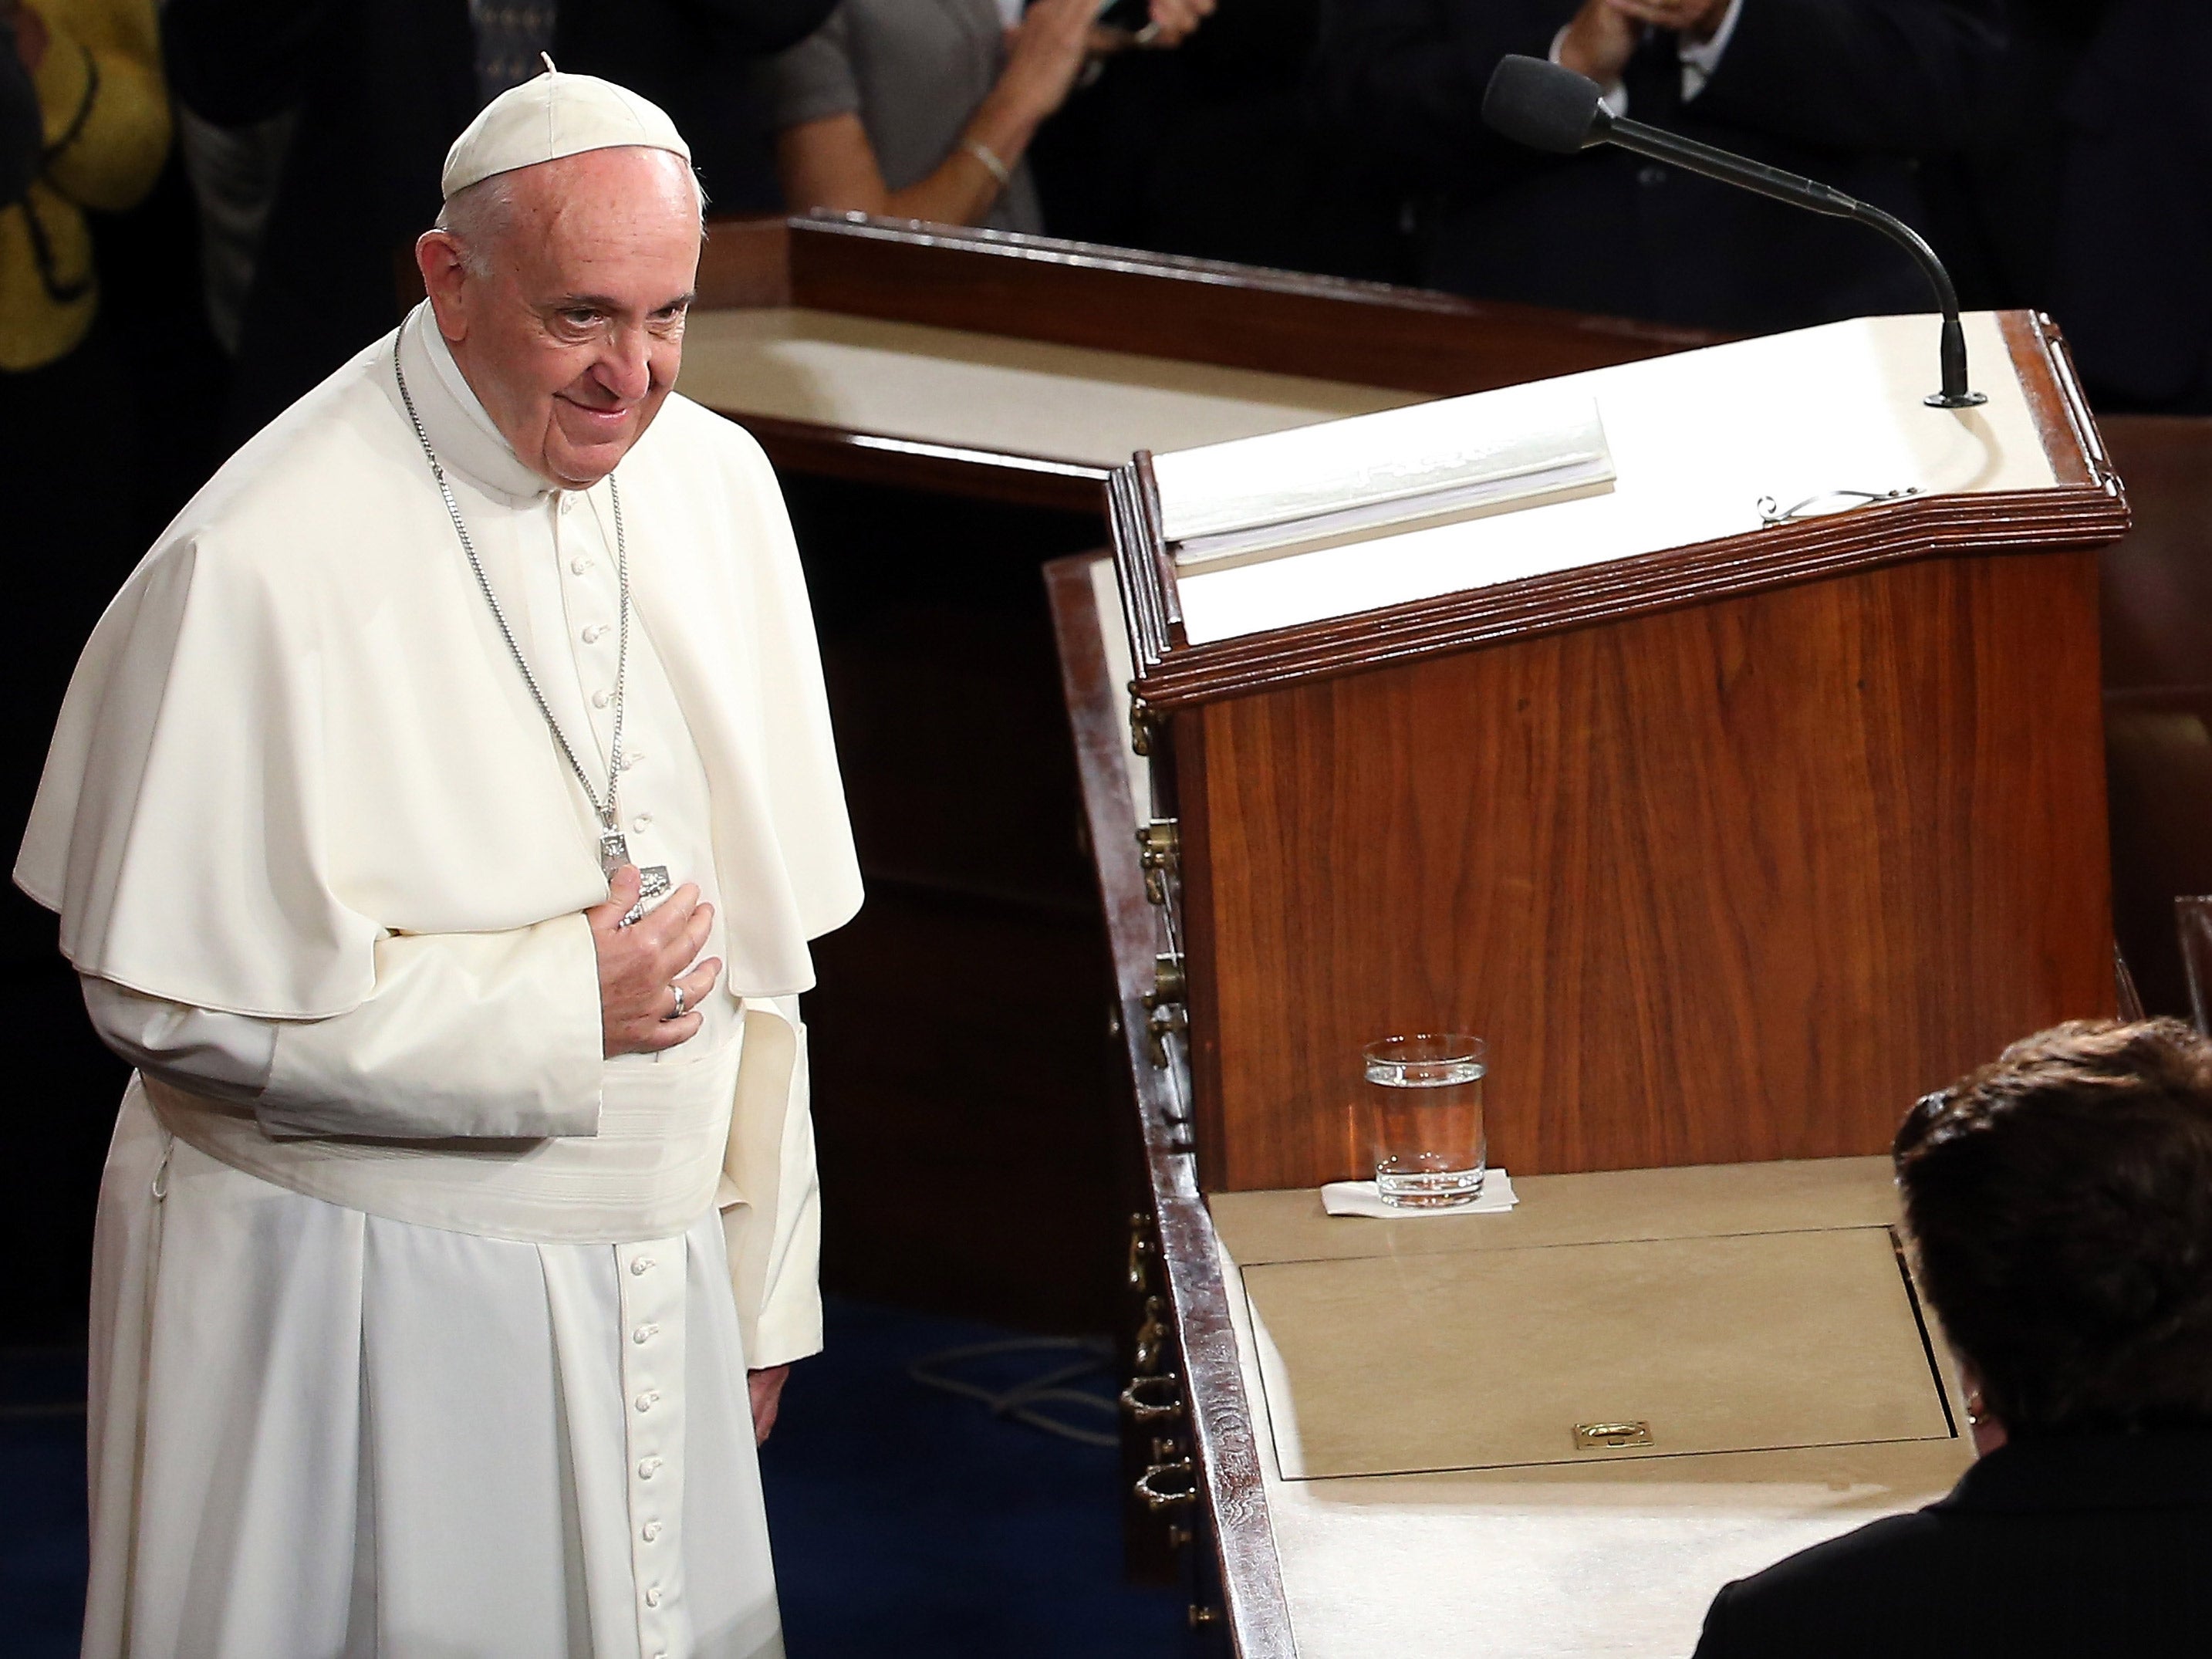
[1153,391,1616,572]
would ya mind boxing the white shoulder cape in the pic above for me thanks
[17,329,863,1019]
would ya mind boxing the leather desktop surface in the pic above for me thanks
[1244,1225,1952,1480]
[1208,1159,1974,1657]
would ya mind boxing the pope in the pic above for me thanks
[19,67,861,1658]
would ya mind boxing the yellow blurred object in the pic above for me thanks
[1,0,170,372]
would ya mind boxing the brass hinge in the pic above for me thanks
[1136,819,1180,905]
[1143,949,1187,1067]
[1126,1213,1157,1291]
[1133,1293,1168,1374]
[1146,953,1187,1009]
[1128,687,1164,756]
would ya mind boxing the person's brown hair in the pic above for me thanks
[1895,1018,2212,1438]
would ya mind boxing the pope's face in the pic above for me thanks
[422,147,701,490]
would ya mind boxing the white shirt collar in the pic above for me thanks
[397,302,558,504]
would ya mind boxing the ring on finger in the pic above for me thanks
[667,982,687,1021]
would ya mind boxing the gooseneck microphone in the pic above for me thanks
[1481,54,1984,409]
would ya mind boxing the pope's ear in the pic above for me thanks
[416,231,471,341]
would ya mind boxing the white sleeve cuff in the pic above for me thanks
[82,974,277,1106]
[259,913,604,1140]
[1679,0,1747,100]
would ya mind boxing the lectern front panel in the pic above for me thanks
[1180,546,2112,1190]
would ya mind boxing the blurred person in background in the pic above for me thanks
[0,0,167,985]
[0,0,166,377]
[1316,0,2003,335]
[1695,1019,2212,1657]
[1930,0,2210,412]
[0,10,35,179]
[2040,0,2212,411]
[162,0,840,451]
[1031,0,1414,282]
[760,0,1213,235]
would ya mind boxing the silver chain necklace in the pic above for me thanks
[393,337,668,912]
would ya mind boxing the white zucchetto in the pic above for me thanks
[441,60,691,199]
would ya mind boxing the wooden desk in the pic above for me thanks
[680,215,1711,1330]
[684,215,1707,507]
[1049,552,1973,1654]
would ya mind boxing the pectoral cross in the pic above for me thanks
[601,829,673,926]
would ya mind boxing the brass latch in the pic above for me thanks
[1129,688,1163,756]
[1136,819,1180,906]
[1134,1458,1197,1511]
[1143,952,1187,1067]
[1573,1420,1654,1451]
[1126,1213,1157,1292]
[1120,1372,1184,1424]
[1147,954,1187,1008]
[1133,1293,1169,1374]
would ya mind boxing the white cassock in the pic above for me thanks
[17,302,863,1658]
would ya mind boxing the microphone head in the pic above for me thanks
[1482,55,1609,154]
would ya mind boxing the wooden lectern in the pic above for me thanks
[1052,306,2130,1652]
[1108,308,2128,1195]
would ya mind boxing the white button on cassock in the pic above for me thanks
[593,689,612,709]
[583,624,607,644]
[632,814,652,833]
[572,556,592,574]
[616,1236,686,1651]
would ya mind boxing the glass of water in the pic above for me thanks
[1363,1033,1488,1209]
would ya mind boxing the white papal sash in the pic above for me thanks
[142,1028,744,1245]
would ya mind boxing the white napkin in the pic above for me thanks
[1321,1171,1518,1218]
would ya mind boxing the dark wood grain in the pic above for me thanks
[2096,414,2212,1017]
[2099,415,2212,694]
[1048,556,1296,1659]
[1178,548,2115,1192]
[694,215,792,309]
[744,413,1112,514]
[2000,310,2110,492]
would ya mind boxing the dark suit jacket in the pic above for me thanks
[163,0,836,448]
[1694,1432,2212,1657]
[2046,0,2212,411]
[1316,0,2004,334]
